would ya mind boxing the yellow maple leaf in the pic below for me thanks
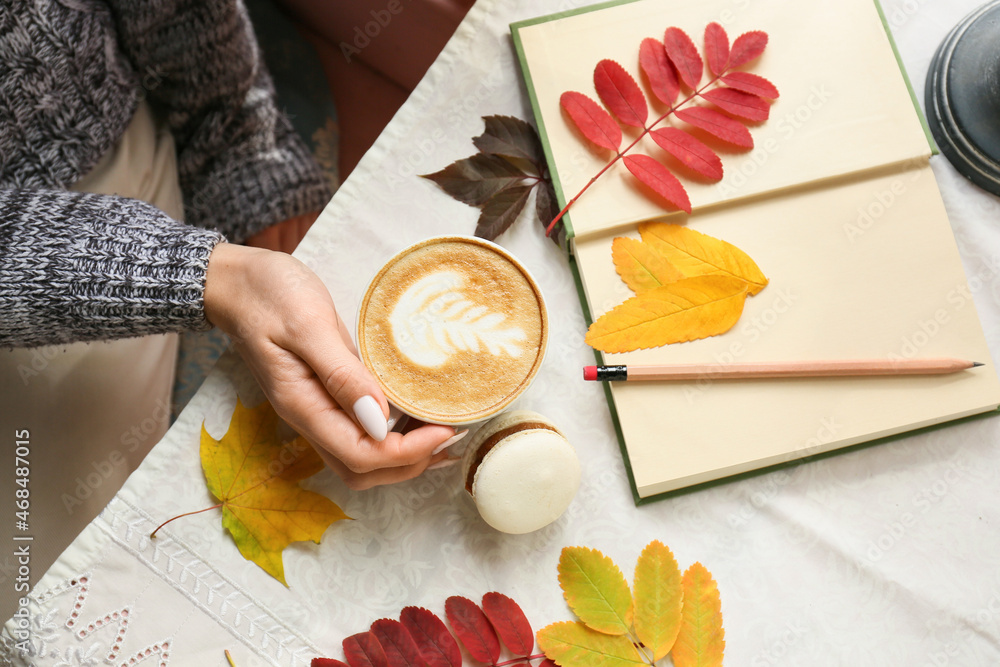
[536,621,646,667]
[638,222,768,295]
[200,398,349,585]
[611,237,685,294]
[558,546,634,636]
[671,562,725,667]
[585,275,749,352]
[633,540,683,661]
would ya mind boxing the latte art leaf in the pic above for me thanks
[389,271,527,368]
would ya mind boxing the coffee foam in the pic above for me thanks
[358,238,546,423]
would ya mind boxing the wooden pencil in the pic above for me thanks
[583,358,983,381]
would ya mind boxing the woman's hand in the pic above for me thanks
[203,242,464,489]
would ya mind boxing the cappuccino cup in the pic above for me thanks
[356,236,548,426]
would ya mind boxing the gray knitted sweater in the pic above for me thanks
[0,0,333,347]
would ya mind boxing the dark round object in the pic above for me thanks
[925,1,1000,197]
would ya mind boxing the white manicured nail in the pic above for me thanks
[432,429,469,456]
[353,395,388,441]
[428,458,461,470]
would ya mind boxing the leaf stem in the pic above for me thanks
[544,69,729,237]
[150,503,223,539]
[495,654,548,667]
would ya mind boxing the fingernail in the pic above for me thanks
[427,457,461,470]
[353,395,388,441]
[432,429,469,456]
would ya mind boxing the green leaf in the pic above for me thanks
[536,622,645,667]
[632,540,683,660]
[558,547,633,635]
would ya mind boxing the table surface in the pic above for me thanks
[5,1,1000,665]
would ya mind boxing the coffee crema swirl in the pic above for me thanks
[358,238,547,424]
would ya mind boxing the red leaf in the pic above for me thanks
[728,31,768,68]
[559,91,621,152]
[445,596,501,664]
[623,154,691,213]
[539,660,559,667]
[674,107,753,148]
[343,633,388,667]
[639,38,679,106]
[371,619,423,667]
[401,607,462,667]
[663,27,703,89]
[481,592,534,656]
[313,660,350,667]
[650,128,723,181]
[594,59,648,128]
[704,23,729,76]
[701,88,769,121]
[721,71,779,99]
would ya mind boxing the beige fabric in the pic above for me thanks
[0,101,183,612]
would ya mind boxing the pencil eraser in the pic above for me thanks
[583,365,597,381]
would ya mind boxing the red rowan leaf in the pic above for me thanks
[701,88,769,121]
[445,596,501,664]
[313,659,350,667]
[623,154,691,213]
[639,38,680,106]
[650,128,723,181]
[539,660,559,667]
[421,154,527,206]
[663,27,703,89]
[473,115,546,166]
[704,23,729,76]
[728,31,768,69]
[475,184,533,241]
[371,619,423,667]
[343,633,388,667]
[401,607,462,667]
[560,91,622,151]
[594,59,648,128]
[482,592,534,657]
[720,72,779,99]
[674,107,753,148]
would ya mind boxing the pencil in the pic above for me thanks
[583,358,984,381]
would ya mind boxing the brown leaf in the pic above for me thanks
[422,154,527,206]
[475,184,533,241]
[473,115,546,166]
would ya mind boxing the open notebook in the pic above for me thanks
[511,0,1000,501]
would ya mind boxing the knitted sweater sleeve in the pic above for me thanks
[0,188,224,348]
[106,0,333,242]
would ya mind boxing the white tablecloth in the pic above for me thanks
[5,0,1000,664]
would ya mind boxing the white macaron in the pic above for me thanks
[462,410,580,534]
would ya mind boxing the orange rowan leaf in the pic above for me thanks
[536,622,645,667]
[200,398,349,585]
[558,547,633,635]
[638,222,769,295]
[632,540,683,661]
[611,237,684,293]
[585,276,749,353]
[671,563,725,667]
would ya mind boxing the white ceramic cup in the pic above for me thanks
[356,235,548,426]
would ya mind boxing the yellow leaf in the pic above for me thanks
[537,622,646,667]
[671,562,725,667]
[201,398,350,585]
[638,222,768,295]
[558,546,633,635]
[585,275,748,353]
[633,540,683,661]
[612,237,685,293]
